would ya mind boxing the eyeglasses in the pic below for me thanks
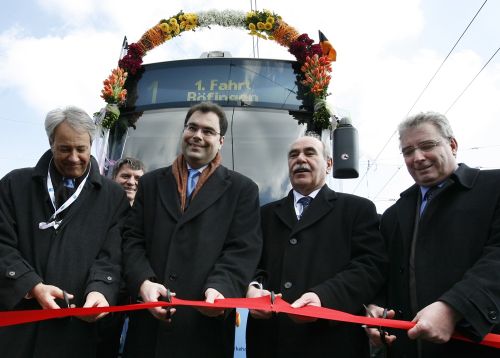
[401,140,441,157]
[184,123,220,137]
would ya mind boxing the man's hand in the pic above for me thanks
[408,301,462,343]
[76,291,110,322]
[139,279,176,321]
[198,288,225,317]
[364,303,397,347]
[288,292,321,323]
[30,282,73,309]
[247,285,277,319]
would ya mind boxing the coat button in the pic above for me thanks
[8,271,15,277]
[106,276,113,281]
[284,281,292,289]
[488,310,498,321]
[289,238,297,245]
[169,274,178,281]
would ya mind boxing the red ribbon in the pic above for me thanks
[1,296,499,348]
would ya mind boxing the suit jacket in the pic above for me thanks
[0,150,129,358]
[122,164,262,358]
[380,163,500,358]
[246,185,387,357]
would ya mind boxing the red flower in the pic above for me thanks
[118,43,144,75]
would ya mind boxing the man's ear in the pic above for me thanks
[326,157,333,173]
[450,137,458,157]
[219,136,224,149]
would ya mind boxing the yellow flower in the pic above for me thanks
[159,23,170,33]
[249,23,256,31]
[246,11,256,19]
[257,22,265,30]
[169,17,178,25]
[264,23,272,30]
[266,16,275,24]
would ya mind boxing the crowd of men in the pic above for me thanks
[0,102,498,358]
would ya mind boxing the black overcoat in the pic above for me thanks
[0,150,129,358]
[122,164,262,358]
[380,164,500,358]
[246,185,387,357]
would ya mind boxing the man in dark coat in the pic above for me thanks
[0,106,129,358]
[367,111,500,357]
[245,133,387,357]
[122,102,262,358]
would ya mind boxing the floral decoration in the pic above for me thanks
[97,9,336,130]
[99,67,128,129]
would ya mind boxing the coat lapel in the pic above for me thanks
[395,185,419,257]
[292,186,336,235]
[273,186,337,235]
[178,166,231,225]
[273,191,297,231]
[157,167,182,221]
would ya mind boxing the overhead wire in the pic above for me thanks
[445,45,500,114]
[352,0,489,198]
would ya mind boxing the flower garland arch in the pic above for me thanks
[98,9,336,130]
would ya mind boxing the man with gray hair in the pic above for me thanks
[367,111,500,357]
[246,132,387,357]
[0,105,129,357]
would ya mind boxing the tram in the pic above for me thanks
[105,52,331,205]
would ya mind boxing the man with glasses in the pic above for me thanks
[121,102,262,357]
[367,112,500,357]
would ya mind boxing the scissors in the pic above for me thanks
[163,288,173,319]
[62,290,71,308]
[363,304,389,347]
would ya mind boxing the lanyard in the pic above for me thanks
[38,163,90,230]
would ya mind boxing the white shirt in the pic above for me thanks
[293,189,320,219]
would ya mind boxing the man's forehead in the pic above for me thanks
[188,111,219,128]
[119,165,143,174]
[290,137,322,151]
[400,124,440,144]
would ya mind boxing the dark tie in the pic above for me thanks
[63,177,75,189]
[420,186,437,215]
[187,169,200,198]
[298,196,312,219]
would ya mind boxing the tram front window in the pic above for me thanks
[111,107,308,204]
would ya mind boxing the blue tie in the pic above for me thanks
[298,196,312,219]
[187,169,200,198]
[63,177,75,189]
[420,186,437,215]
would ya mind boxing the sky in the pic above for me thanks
[1,0,499,213]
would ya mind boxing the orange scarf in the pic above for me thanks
[172,152,222,212]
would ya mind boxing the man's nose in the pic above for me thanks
[68,150,79,162]
[127,177,136,185]
[296,152,307,162]
[413,148,426,161]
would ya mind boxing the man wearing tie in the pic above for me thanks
[367,112,500,357]
[246,133,387,357]
[122,102,262,357]
[0,106,129,357]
